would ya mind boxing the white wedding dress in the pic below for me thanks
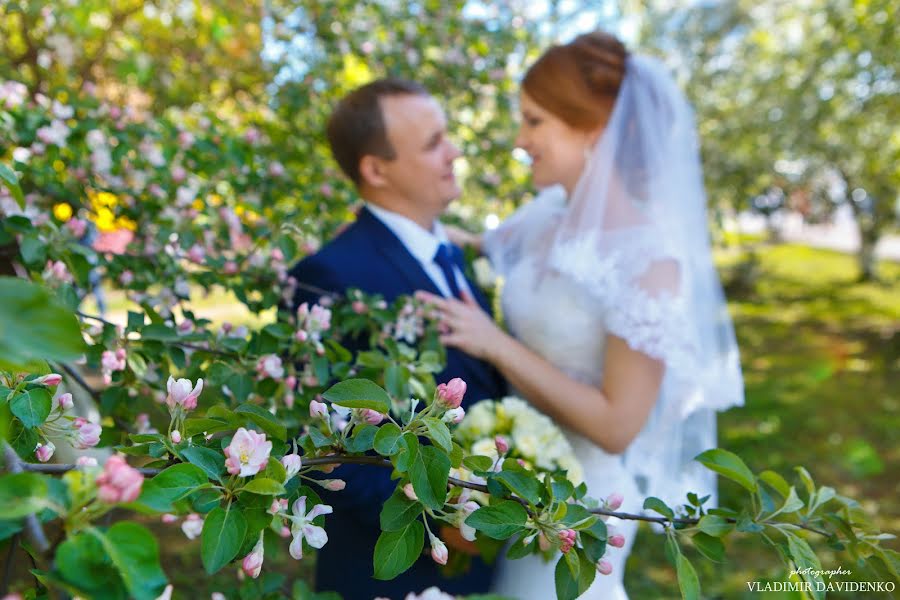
[487,191,639,600]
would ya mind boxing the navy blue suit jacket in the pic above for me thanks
[287,207,506,599]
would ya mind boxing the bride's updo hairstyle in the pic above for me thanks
[522,31,629,131]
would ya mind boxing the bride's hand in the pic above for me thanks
[443,224,482,252]
[414,290,504,360]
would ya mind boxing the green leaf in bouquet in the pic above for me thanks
[91,522,169,600]
[695,449,757,493]
[691,532,725,562]
[492,470,542,505]
[465,500,528,539]
[235,403,287,440]
[241,478,286,496]
[181,445,226,482]
[409,445,450,511]
[643,496,675,520]
[463,455,494,473]
[10,387,52,428]
[373,521,425,580]
[675,553,700,600]
[374,422,402,455]
[321,378,391,414]
[201,503,248,575]
[137,464,210,512]
[423,417,452,453]
[380,486,423,531]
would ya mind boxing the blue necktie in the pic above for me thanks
[433,243,463,299]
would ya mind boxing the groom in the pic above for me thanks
[287,78,506,599]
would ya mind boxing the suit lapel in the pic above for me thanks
[355,207,444,297]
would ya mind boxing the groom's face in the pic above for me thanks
[376,94,462,218]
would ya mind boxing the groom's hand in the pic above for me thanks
[439,525,480,556]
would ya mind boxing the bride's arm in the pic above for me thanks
[486,330,662,454]
[443,224,482,252]
[417,291,663,454]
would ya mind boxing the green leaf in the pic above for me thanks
[183,417,232,438]
[394,432,419,473]
[322,378,391,413]
[465,501,528,539]
[0,163,24,208]
[768,486,804,518]
[227,373,254,403]
[409,445,450,511]
[0,277,85,371]
[344,423,377,453]
[696,515,733,537]
[643,496,675,520]
[581,519,608,563]
[91,522,169,600]
[695,449,757,493]
[0,472,48,518]
[373,521,424,580]
[554,552,594,600]
[307,426,334,449]
[675,553,700,600]
[492,470,542,505]
[241,478,286,496]
[56,532,126,599]
[759,470,791,498]
[181,445,226,482]
[373,423,402,456]
[138,464,210,512]
[380,486,424,531]
[794,466,816,500]
[10,388,52,428]
[423,417,452,453]
[139,323,179,341]
[783,530,825,600]
[691,532,725,562]
[201,503,248,575]
[463,455,494,472]
[235,403,287,440]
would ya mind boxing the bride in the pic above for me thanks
[417,31,744,599]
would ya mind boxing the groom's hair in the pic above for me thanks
[327,78,430,187]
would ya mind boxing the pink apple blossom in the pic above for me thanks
[35,441,55,462]
[357,408,384,425]
[608,532,626,548]
[352,300,367,314]
[181,513,204,539]
[286,496,332,560]
[56,392,74,411]
[442,407,465,424]
[66,218,87,238]
[170,430,182,444]
[458,501,480,542]
[435,378,466,409]
[321,479,346,491]
[96,455,143,503]
[256,354,284,380]
[596,559,613,576]
[166,376,203,411]
[605,492,624,511]
[241,536,264,578]
[558,529,577,554]
[494,435,509,455]
[161,513,179,524]
[75,456,98,468]
[71,417,102,449]
[119,270,134,286]
[224,428,272,477]
[428,532,448,565]
[309,399,328,420]
[281,454,303,479]
[35,373,63,386]
[403,483,418,501]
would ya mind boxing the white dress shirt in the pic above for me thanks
[365,203,472,298]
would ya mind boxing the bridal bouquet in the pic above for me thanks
[455,396,584,485]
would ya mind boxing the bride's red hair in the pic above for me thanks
[522,31,629,131]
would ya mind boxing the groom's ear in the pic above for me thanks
[359,155,388,188]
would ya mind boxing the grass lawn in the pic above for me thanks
[625,244,899,599]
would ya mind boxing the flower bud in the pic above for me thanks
[358,408,384,425]
[309,399,328,420]
[435,378,466,408]
[596,559,614,576]
[442,407,465,424]
[35,441,55,462]
[36,373,63,386]
[170,430,182,444]
[605,492,624,511]
[608,533,626,548]
[428,533,448,565]
[281,454,302,479]
[75,455,98,468]
[494,435,509,455]
[241,537,264,579]
[403,483,418,501]
[558,529,577,554]
[322,479,346,491]
[57,392,74,411]
[71,417,102,449]
[181,513,203,540]
[161,513,179,524]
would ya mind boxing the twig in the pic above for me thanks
[1,533,19,596]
